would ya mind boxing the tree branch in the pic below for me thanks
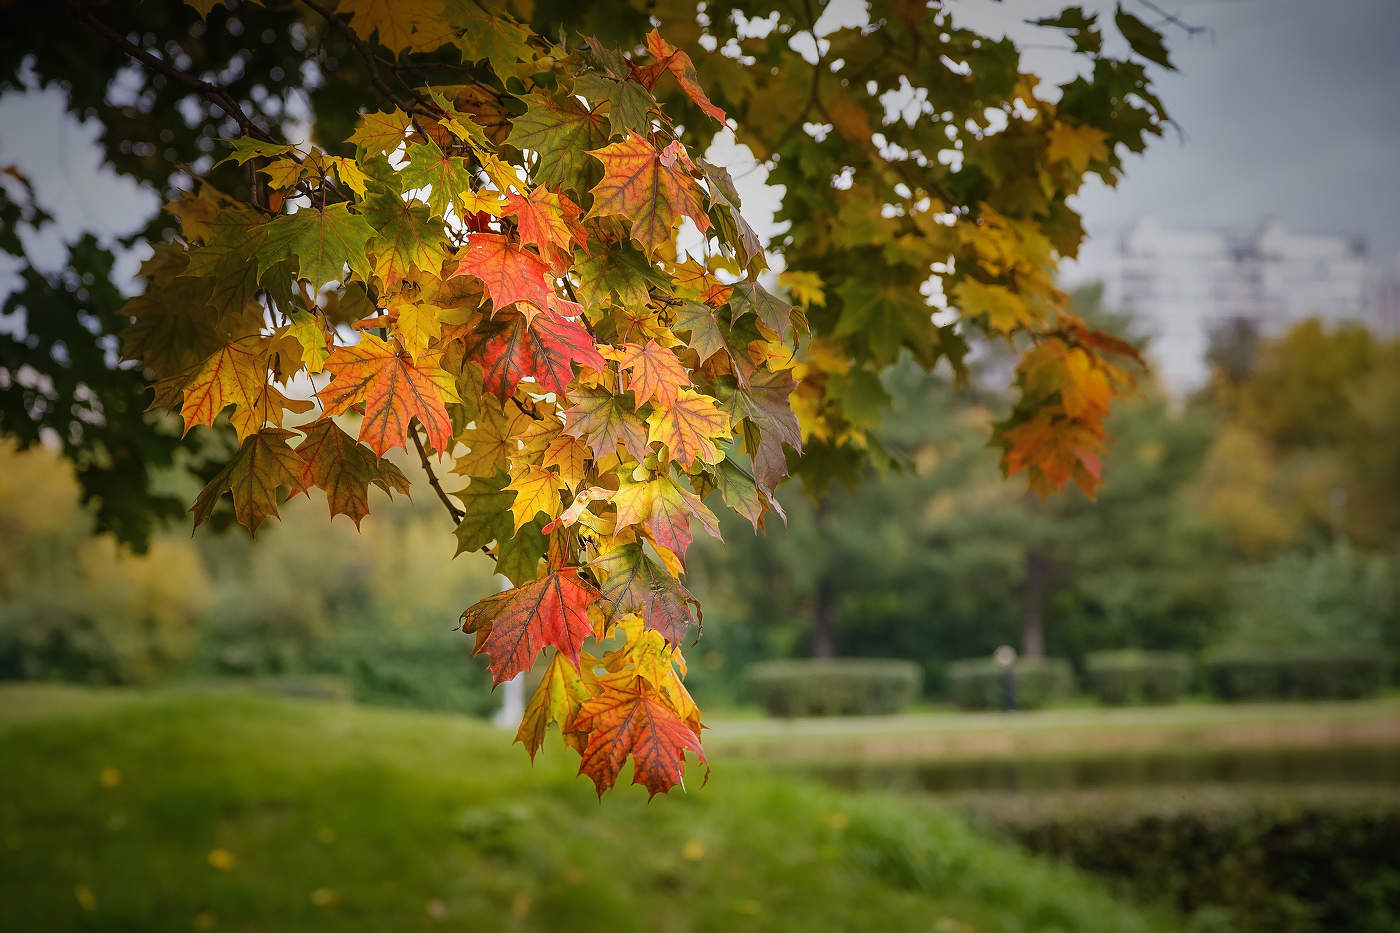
[410,420,464,524]
[299,0,433,116]
[72,1,275,143]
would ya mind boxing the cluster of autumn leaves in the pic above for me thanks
[124,0,1146,796]
[125,16,805,796]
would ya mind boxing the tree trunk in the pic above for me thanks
[1022,494,1047,658]
[811,499,835,659]
[812,574,835,659]
[1023,544,1048,658]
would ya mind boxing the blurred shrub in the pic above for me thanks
[946,657,1075,710]
[999,797,1400,932]
[1204,646,1390,700]
[744,659,922,716]
[0,444,210,684]
[1085,651,1192,705]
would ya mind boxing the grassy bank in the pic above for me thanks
[705,697,1400,763]
[0,684,1169,933]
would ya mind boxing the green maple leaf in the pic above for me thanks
[261,204,375,289]
[361,186,447,286]
[507,93,611,193]
[190,427,305,534]
[398,140,476,220]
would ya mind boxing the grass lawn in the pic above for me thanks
[0,683,1172,933]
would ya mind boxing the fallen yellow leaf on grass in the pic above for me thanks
[98,767,122,788]
[206,848,237,871]
[74,885,96,911]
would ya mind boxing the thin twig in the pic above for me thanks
[410,420,465,524]
[73,1,275,142]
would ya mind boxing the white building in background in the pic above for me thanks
[1094,217,1392,394]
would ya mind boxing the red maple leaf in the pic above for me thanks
[572,673,707,797]
[452,232,554,316]
[470,305,605,398]
[460,568,602,684]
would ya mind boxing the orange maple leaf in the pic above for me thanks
[460,568,601,684]
[452,232,554,316]
[630,28,727,124]
[500,186,588,269]
[317,332,456,457]
[617,339,690,409]
[179,336,313,440]
[646,387,731,469]
[470,305,606,398]
[572,673,707,797]
[587,134,709,258]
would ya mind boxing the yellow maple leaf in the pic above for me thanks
[507,463,563,530]
[1045,123,1110,173]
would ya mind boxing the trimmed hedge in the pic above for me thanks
[946,657,1074,710]
[1204,646,1390,701]
[744,659,922,717]
[1085,650,1192,705]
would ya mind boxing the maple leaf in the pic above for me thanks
[460,568,601,684]
[717,367,803,455]
[318,332,456,457]
[190,428,304,533]
[178,336,313,440]
[646,388,731,469]
[469,307,605,399]
[573,244,663,310]
[617,340,690,409]
[261,204,376,288]
[362,188,447,288]
[293,417,411,526]
[333,0,441,53]
[729,281,796,337]
[953,279,1039,333]
[587,134,709,258]
[590,542,698,644]
[453,404,517,478]
[452,232,554,316]
[673,300,758,386]
[500,186,587,267]
[611,473,721,561]
[283,312,330,374]
[516,650,596,760]
[506,93,610,192]
[399,140,476,219]
[348,109,413,156]
[1045,122,1111,173]
[387,297,446,361]
[562,386,651,462]
[506,463,563,530]
[572,673,706,798]
[452,471,514,555]
[633,29,727,124]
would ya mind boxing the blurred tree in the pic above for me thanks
[0,442,209,683]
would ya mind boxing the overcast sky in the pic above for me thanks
[2,0,1397,287]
